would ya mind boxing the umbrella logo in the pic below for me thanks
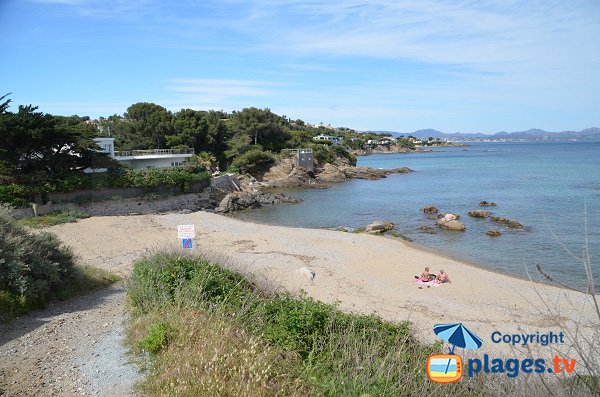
[427,323,483,384]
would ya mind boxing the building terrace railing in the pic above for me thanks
[114,148,195,157]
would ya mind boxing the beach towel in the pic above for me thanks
[414,279,441,287]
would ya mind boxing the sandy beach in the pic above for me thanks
[50,211,599,364]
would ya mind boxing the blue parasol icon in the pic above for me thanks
[434,323,483,354]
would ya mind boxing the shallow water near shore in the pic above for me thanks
[235,141,600,290]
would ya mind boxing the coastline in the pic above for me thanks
[48,211,599,363]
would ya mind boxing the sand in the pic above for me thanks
[49,211,599,365]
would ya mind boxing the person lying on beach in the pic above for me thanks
[436,269,450,283]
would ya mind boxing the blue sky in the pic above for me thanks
[1,0,599,133]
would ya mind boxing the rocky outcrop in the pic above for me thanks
[317,165,413,183]
[479,201,497,207]
[468,210,490,218]
[365,220,395,234]
[437,213,466,231]
[423,205,438,214]
[491,216,523,229]
[259,156,413,188]
[218,191,302,213]
[486,229,502,237]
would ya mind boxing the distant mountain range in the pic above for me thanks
[365,128,600,141]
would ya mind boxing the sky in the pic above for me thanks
[1,0,599,134]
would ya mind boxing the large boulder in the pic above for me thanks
[365,220,395,234]
[479,201,497,207]
[486,229,502,237]
[491,216,523,229]
[468,210,490,218]
[423,205,438,214]
[437,214,466,231]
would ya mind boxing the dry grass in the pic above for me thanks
[128,308,312,397]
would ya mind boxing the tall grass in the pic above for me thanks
[126,252,488,396]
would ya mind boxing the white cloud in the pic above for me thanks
[164,79,285,110]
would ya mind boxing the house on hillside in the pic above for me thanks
[313,134,343,145]
[92,137,195,170]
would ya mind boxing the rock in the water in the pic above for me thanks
[491,216,523,228]
[419,225,436,234]
[479,201,497,207]
[468,210,490,218]
[365,220,395,234]
[218,191,301,212]
[486,229,502,237]
[443,213,457,222]
[423,205,438,214]
[437,214,466,231]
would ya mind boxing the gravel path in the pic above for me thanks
[0,215,163,397]
[0,285,140,397]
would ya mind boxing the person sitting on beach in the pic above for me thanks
[436,269,450,283]
[416,267,433,282]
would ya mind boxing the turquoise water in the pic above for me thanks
[235,142,600,289]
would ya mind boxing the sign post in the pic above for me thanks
[177,224,195,250]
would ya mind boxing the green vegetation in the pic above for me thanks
[1,167,210,207]
[17,209,90,228]
[0,93,407,206]
[0,205,119,323]
[127,253,492,396]
[231,148,275,173]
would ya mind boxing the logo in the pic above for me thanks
[426,354,463,383]
[427,324,577,383]
[426,323,482,384]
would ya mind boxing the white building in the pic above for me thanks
[93,138,195,170]
[313,134,343,145]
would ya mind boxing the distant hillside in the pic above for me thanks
[363,128,600,141]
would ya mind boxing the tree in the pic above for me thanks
[0,93,11,113]
[0,104,117,178]
[231,107,290,151]
[168,109,209,149]
[224,132,253,161]
[120,102,173,149]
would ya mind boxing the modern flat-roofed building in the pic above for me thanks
[93,138,195,170]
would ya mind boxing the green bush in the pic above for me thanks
[0,184,33,207]
[139,321,174,354]
[231,148,275,173]
[307,143,356,166]
[17,210,90,228]
[0,168,211,207]
[0,205,118,322]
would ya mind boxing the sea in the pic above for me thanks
[234,141,600,290]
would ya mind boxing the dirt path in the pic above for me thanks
[0,216,170,397]
[0,285,138,397]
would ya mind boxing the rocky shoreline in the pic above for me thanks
[214,156,413,213]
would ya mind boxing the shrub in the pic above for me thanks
[0,184,33,207]
[0,168,211,207]
[0,205,118,322]
[139,321,173,354]
[307,143,356,166]
[17,210,90,228]
[231,149,275,173]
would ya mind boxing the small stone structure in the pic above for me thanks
[282,148,314,172]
